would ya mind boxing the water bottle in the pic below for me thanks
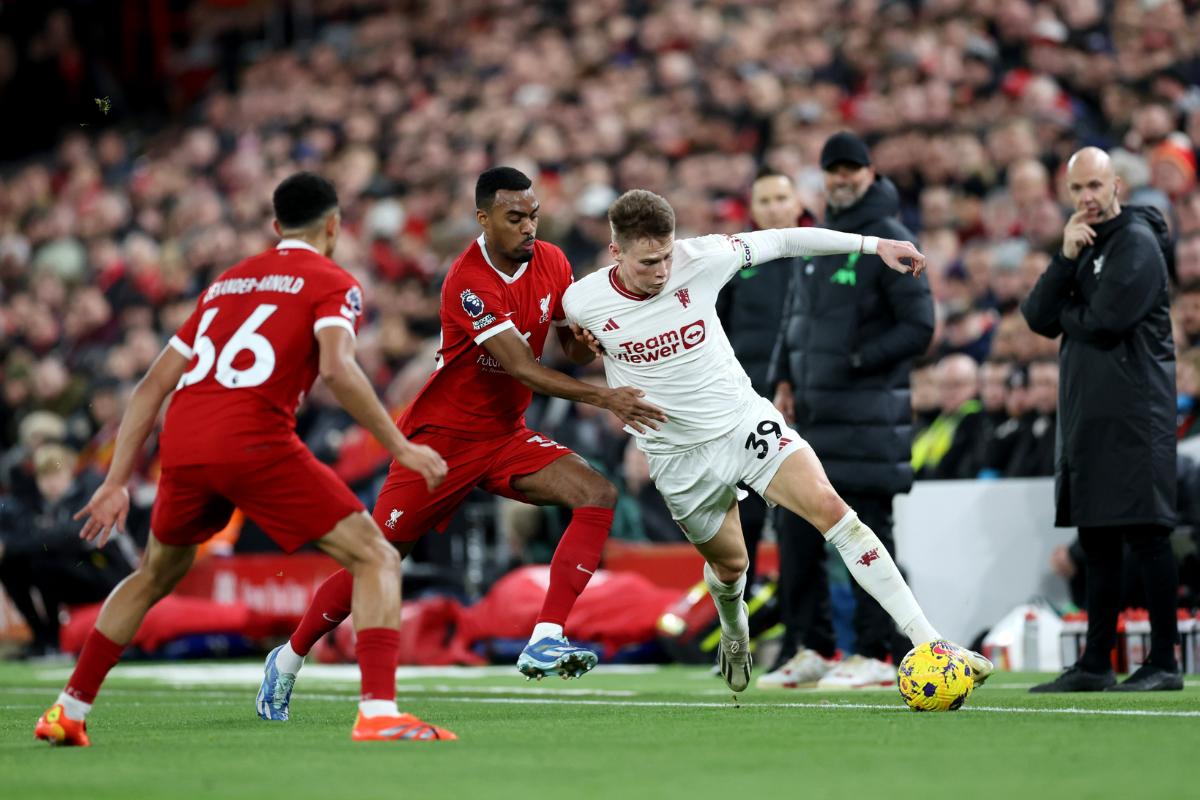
[1023,610,1040,671]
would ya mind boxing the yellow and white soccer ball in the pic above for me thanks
[896,640,975,712]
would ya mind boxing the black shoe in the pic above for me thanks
[1105,664,1184,692]
[1029,665,1116,693]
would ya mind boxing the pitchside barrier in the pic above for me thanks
[894,477,1075,645]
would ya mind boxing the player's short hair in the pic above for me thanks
[476,167,533,210]
[608,189,675,247]
[273,172,339,230]
[754,165,791,184]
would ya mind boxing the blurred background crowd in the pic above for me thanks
[2,0,1200,655]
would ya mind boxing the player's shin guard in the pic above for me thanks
[823,510,939,646]
[356,627,401,703]
[703,562,748,639]
[536,506,613,626]
[290,568,354,656]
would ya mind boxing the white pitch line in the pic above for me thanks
[5,685,1198,718]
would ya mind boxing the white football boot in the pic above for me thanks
[816,654,895,689]
[756,649,835,689]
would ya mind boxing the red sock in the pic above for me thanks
[64,629,125,704]
[537,506,614,626]
[356,627,400,702]
[290,568,354,656]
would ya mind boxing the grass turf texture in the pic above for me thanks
[2,661,1197,799]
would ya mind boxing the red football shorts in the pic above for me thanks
[152,442,365,553]
[373,426,575,542]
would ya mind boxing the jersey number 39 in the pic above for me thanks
[178,304,278,390]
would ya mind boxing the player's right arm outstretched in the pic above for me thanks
[316,326,447,489]
[481,327,668,434]
[733,229,926,277]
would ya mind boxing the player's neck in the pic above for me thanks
[279,232,329,255]
[613,265,649,297]
[483,238,523,276]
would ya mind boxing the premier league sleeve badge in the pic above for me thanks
[461,289,486,318]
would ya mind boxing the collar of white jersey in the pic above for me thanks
[276,238,321,255]
[476,234,529,284]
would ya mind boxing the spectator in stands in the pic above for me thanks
[0,445,133,658]
[766,131,932,689]
[912,354,986,480]
[1176,348,1200,440]
[1176,232,1200,285]
[980,364,1030,479]
[909,355,940,438]
[1004,358,1058,478]
[979,359,1013,440]
[1024,147,1181,692]
[1172,281,1200,347]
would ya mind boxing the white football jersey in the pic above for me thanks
[563,228,872,454]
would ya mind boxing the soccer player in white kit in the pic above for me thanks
[563,189,993,693]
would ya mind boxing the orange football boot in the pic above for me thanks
[35,704,91,747]
[351,712,457,742]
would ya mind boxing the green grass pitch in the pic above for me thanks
[2,661,1197,799]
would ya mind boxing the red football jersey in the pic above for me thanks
[160,239,364,466]
[399,235,573,439]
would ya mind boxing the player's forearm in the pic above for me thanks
[106,381,170,486]
[560,334,597,365]
[323,361,409,456]
[743,228,878,263]
[510,361,604,406]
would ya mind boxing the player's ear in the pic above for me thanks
[608,241,621,261]
[272,219,282,237]
[476,207,490,230]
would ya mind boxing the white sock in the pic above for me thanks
[529,622,564,644]
[703,562,748,639]
[358,699,401,718]
[56,692,91,722]
[274,641,304,674]
[823,510,940,646]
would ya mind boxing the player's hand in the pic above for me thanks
[773,381,796,425]
[571,323,605,356]
[74,481,131,547]
[602,387,668,434]
[395,442,448,491]
[876,239,926,278]
[1062,211,1096,260]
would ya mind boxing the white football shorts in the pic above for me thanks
[645,395,809,545]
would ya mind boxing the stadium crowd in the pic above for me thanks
[2,0,1200,654]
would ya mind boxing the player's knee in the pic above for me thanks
[373,538,402,573]
[581,477,618,509]
[813,487,850,533]
[712,552,748,582]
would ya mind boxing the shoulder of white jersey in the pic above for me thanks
[562,266,611,318]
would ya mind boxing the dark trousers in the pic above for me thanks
[1078,524,1179,672]
[776,492,905,662]
[0,553,126,649]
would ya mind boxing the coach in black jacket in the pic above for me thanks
[1023,147,1181,693]
[767,132,934,680]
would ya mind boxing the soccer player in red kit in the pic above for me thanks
[258,168,666,717]
[34,173,455,746]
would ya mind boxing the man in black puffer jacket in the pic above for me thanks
[765,132,934,689]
